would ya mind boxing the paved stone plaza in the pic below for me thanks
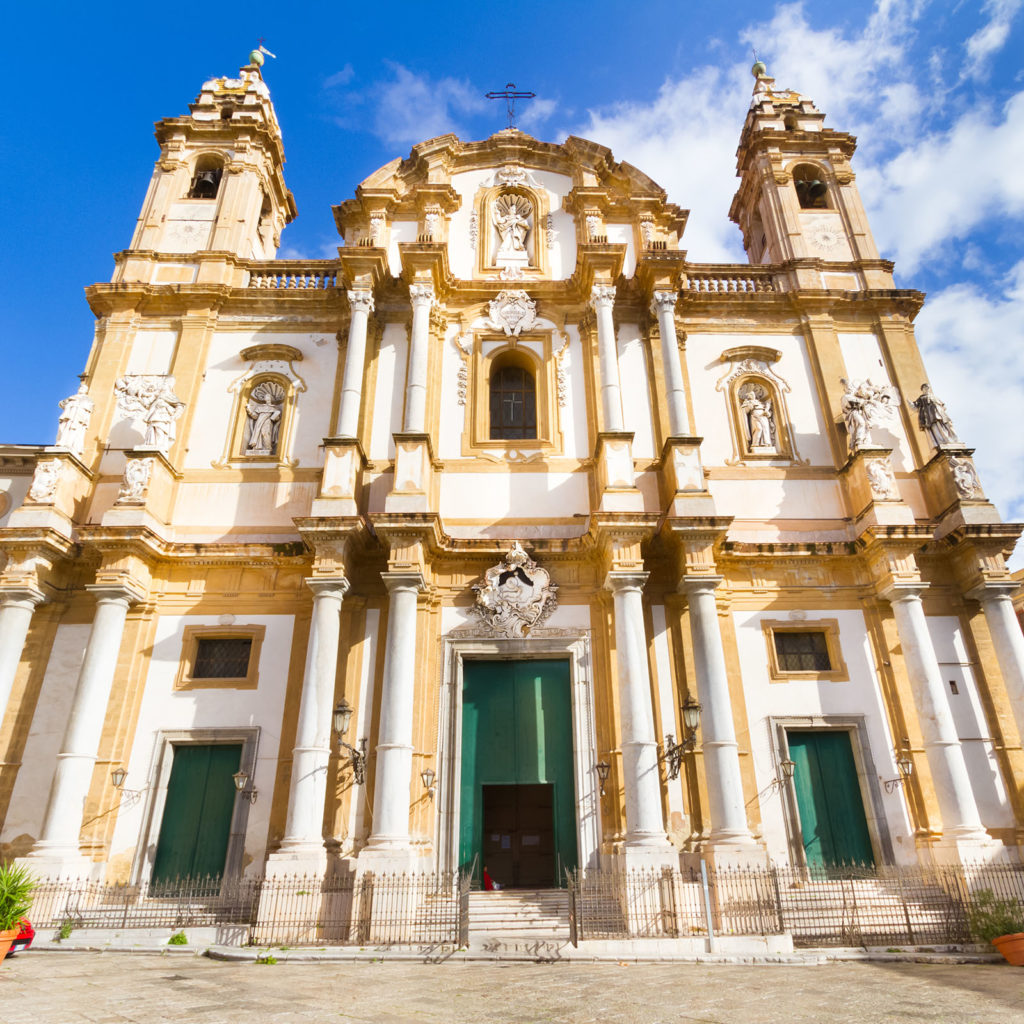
[1,952,1022,1023]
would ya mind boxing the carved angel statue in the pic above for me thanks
[738,381,776,450]
[840,377,898,453]
[492,194,531,255]
[115,375,186,454]
[244,381,285,455]
[910,383,961,448]
[55,382,94,456]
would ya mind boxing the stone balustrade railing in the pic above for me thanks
[684,269,777,294]
[246,264,339,290]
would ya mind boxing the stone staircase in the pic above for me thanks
[467,889,571,940]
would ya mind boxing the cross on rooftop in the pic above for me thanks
[485,82,536,130]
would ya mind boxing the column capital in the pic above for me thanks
[381,570,425,594]
[305,576,350,600]
[0,585,46,609]
[879,582,927,605]
[347,288,375,314]
[650,290,679,315]
[590,283,616,311]
[409,282,435,308]
[604,570,649,594]
[84,582,146,606]
[966,581,1017,604]
[678,575,723,598]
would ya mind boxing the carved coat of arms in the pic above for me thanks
[471,542,558,638]
[488,290,538,337]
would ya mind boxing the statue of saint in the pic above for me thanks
[55,382,94,456]
[910,383,961,448]
[739,382,776,450]
[492,194,531,257]
[144,388,185,451]
[244,381,285,455]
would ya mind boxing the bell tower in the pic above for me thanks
[121,50,296,276]
[729,62,888,281]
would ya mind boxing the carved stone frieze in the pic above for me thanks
[866,456,898,499]
[470,542,558,638]
[949,456,983,499]
[27,459,61,503]
[117,457,153,503]
[555,337,570,408]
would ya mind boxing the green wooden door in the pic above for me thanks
[788,731,874,869]
[151,744,242,885]
[460,660,577,886]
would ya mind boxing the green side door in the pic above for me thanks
[151,743,242,885]
[788,730,874,869]
[460,659,577,885]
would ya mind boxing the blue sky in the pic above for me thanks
[4,2,1024,527]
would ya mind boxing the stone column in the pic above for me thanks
[884,586,990,849]
[364,572,424,866]
[271,578,349,874]
[591,284,624,432]
[970,584,1024,744]
[404,284,434,433]
[680,577,757,856]
[606,572,674,864]
[26,584,140,875]
[0,587,45,725]
[337,288,375,439]
[650,290,688,436]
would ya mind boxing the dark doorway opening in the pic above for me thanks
[482,783,555,889]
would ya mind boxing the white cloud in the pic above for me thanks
[963,0,1022,80]
[360,63,487,148]
[323,65,355,89]
[914,259,1024,532]
[864,90,1024,271]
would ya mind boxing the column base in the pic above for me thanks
[264,844,328,879]
[17,849,99,881]
[699,838,768,871]
[616,836,680,872]
[927,833,1012,866]
[356,844,420,874]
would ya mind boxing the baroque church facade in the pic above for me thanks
[1,54,1023,891]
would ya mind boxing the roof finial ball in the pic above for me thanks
[249,48,265,67]
[752,58,768,78]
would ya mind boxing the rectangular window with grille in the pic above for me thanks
[193,637,253,678]
[774,631,831,672]
[175,625,265,690]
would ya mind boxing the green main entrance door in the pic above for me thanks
[151,743,242,886]
[460,659,577,888]
[788,730,874,869]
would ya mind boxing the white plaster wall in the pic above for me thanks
[369,323,407,460]
[926,615,1013,828]
[184,330,336,471]
[169,481,318,536]
[1,624,88,851]
[708,478,846,523]
[561,325,589,460]
[617,323,655,459]
[0,475,32,526]
[125,330,178,375]
[440,471,588,521]
[438,325,468,459]
[836,332,915,472]
[605,223,636,278]
[732,608,917,864]
[686,332,833,468]
[387,220,418,276]
[107,613,295,879]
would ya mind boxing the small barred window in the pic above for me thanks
[193,637,253,679]
[489,364,537,440]
[774,631,831,672]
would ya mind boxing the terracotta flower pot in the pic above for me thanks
[0,928,19,963]
[992,932,1024,966]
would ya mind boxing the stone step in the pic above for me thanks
[467,889,570,936]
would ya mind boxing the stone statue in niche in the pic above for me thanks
[471,541,558,638]
[115,375,185,454]
[244,380,285,455]
[492,193,531,266]
[55,382,94,456]
[840,377,898,453]
[910,383,961,448]
[738,381,777,451]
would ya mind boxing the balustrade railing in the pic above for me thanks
[246,265,339,290]
[684,269,777,294]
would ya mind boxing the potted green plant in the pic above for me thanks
[967,888,1024,965]
[0,863,36,962]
